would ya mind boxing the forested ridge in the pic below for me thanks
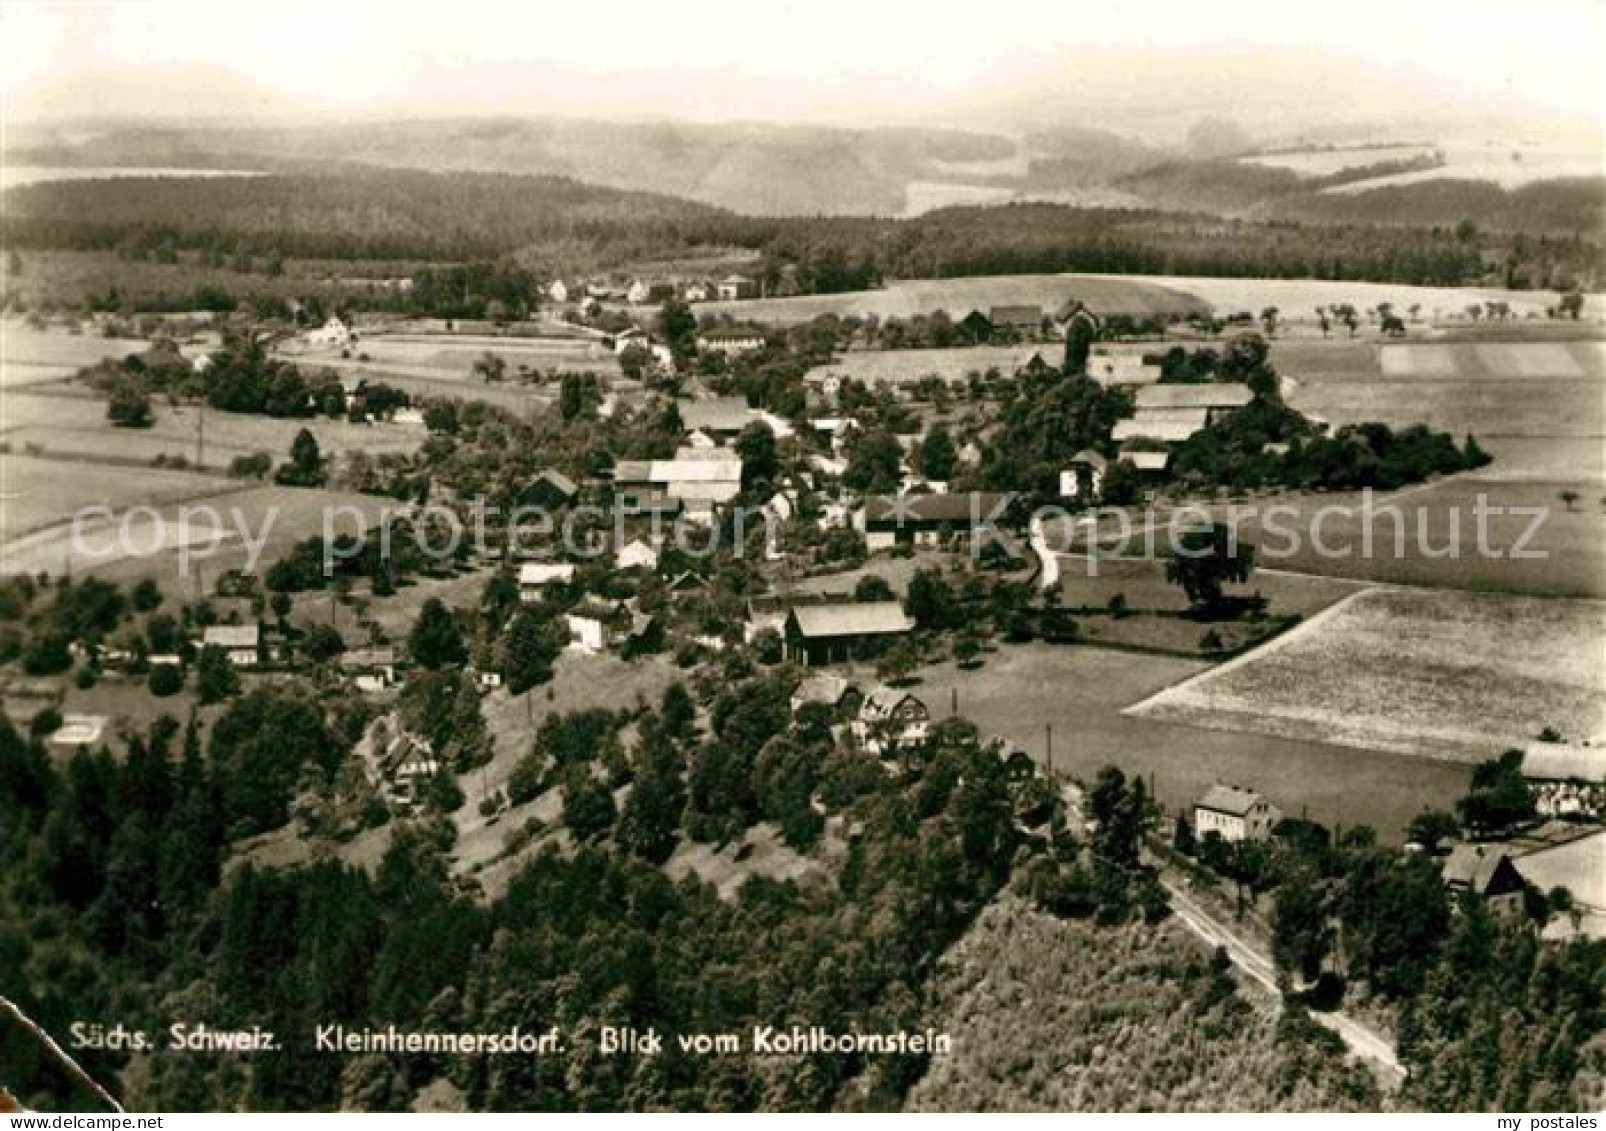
[6,168,1600,291]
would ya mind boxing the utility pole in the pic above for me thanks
[1046,723,1054,777]
[194,400,205,469]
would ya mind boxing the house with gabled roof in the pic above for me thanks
[790,673,862,717]
[989,304,1043,335]
[715,274,757,301]
[857,492,1015,551]
[1086,344,1163,386]
[782,601,913,666]
[1194,783,1280,843]
[611,452,742,522]
[1441,844,1527,913]
[201,624,261,667]
[518,562,575,601]
[853,684,931,752]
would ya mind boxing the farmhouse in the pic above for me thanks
[1112,382,1252,445]
[524,469,579,509]
[988,305,1043,335]
[1441,844,1527,913]
[745,591,849,643]
[677,397,766,443]
[1135,384,1255,412]
[782,601,914,666]
[305,316,355,349]
[696,327,766,355]
[857,492,1014,551]
[1060,450,1107,499]
[202,625,260,667]
[790,673,862,716]
[853,685,932,752]
[1511,830,1606,936]
[612,451,743,522]
[341,647,399,692]
[958,309,994,341]
[1086,344,1163,386]
[518,562,576,601]
[716,274,757,301]
[565,600,632,653]
[1193,784,1280,844]
[683,281,712,303]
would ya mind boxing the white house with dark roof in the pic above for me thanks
[1194,784,1281,843]
[853,684,932,751]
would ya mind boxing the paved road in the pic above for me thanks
[1161,877,1406,1087]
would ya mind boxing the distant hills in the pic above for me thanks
[5,117,1016,217]
[9,112,1601,237]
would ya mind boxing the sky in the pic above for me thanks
[3,0,1603,134]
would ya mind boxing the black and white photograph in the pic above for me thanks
[0,0,1602,1116]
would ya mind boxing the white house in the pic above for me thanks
[626,279,651,305]
[1086,344,1163,386]
[341,647,398,693]
[202,624,260,667]
[518,562,576,601]
[547,280,571,304]
[1194,784,1281,844]
[853,685,932,752]
[616,537,662,572]
[715,274,757,301]
[1060,449,1107,499]
[684,281,711,303]
[306,316,355,350]
[48,714,108,749]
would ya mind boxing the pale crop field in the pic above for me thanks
[1325,140,1604,192]
[805,343,1060,386]
[1379,341,1606,379]
[1241,145,1440,176]
[1095,273,1592,320]
[2,390,425,466]
[1,479,397,586]
[2,320,150,388]
[700,273,1210,325]
[1128,587,1606,762]
[909,643,1469,839]
[1274,336,1606,482]
[0,454,239,543]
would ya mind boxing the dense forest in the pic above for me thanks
[6,168,1601,293]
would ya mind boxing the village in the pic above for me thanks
[7,266,1602,958]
